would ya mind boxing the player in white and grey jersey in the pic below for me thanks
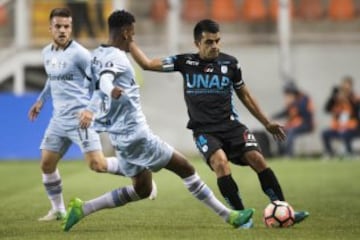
[27,8,135,222]
[89,44,147,136]
[62,9,254,232]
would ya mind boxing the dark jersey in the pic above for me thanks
[163,53,245,132]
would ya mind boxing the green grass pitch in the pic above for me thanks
[0,158,359,240]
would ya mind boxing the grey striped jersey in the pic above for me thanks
[89,45,147,135]
[38,40,91,128]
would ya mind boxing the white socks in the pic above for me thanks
[183,173,231,221]
[82,185,140,216]
[42,169,66,213]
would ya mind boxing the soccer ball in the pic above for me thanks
[263,200,295,228]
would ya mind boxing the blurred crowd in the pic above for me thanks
[272,76,360,159]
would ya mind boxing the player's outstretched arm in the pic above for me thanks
[235,85,286,142]
[129,41,163,71]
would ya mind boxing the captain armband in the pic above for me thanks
[161,57,175,72]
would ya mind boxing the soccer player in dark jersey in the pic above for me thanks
[129,19,309,227]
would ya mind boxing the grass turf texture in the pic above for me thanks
[0,158,359,240]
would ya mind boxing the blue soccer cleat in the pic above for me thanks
[294,211,310,224]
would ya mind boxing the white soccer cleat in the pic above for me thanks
[38,209,66,221]
[148,180,158,200]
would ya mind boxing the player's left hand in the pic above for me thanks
[265,122,286,142]
[79,110,94,129]
[111,86,124,99]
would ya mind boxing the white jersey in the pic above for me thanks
[89,45,148,135]
[38,40,91,128]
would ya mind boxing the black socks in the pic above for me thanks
[217,175,245,210]
[258,168,285,201]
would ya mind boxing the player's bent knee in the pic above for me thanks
[210,157,231,175]
[244,151,267,172]
[40,159,57,173]
[134,184,152,199]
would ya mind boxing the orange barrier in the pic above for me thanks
[239,0,267,22]
[0,5,8,25]
[181,0,208,22]
[269,0,295,21]
[151,0,168,22]
[328,0,356,21]
[297,0,324,20]
[211,0,238,22]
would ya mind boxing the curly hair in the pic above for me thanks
[108,10,135,31]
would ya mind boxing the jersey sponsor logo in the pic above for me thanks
[48,74,74,81]
[221,65,228,74]
[185,73,230,90]
[185,59,199,66]
[204,64,214,73]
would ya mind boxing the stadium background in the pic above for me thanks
[1,0,360,159]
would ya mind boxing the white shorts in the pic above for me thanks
[109,127,174,177]
[40,118,102,157]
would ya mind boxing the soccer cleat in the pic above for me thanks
[148,180,158,200]
[228,208,255,228]
[62,198,85,232]
[238,218,254,229]
[38,209,66,221]
[294,211,310,224]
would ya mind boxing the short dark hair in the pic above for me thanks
[283,81,300,95]
[108,10,135,32]
[193,19,220,42]
[49,8,72,21]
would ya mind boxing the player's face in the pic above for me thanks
[122,23,135,52]
[196,32,221,60]
[49,16,72,48]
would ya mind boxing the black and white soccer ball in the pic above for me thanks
[263,200,295,228]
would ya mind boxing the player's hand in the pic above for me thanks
[111,86,124,99]
[79,110,94,129]
[265,122,286,142]
[28,101,43,121]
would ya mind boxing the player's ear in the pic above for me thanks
[121,30,127,40]
[123,28,132,41]
[194,40,200,48]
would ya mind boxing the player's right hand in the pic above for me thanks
[265,122,287,142]
[28,101,43,121]
[111,86,124,99]
[79,110,93,129]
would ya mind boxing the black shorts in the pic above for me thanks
[193,125,262,166]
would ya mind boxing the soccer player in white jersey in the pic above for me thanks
[62,10,255,232]
[27,8,148,222]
